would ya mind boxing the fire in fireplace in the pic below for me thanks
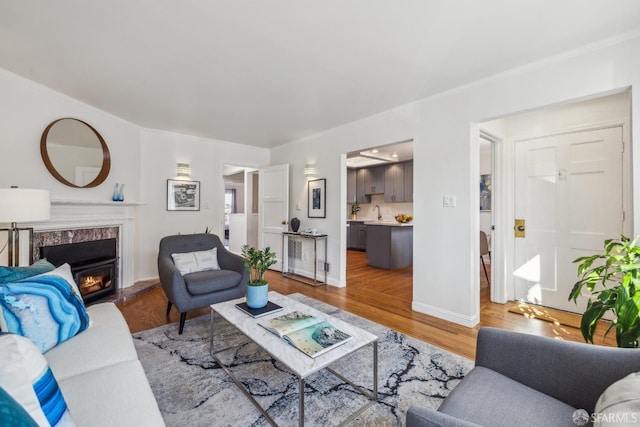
[40,238,118,303]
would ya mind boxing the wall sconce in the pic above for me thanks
[303,164,317,177]
[176,163,191,180]
[0,187,51,266]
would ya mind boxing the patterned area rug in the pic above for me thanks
[133,294,473,426]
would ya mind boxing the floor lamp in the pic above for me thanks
[0,188,51,266]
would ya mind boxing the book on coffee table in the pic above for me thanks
[235,301,283,318]
[259,311,352,358]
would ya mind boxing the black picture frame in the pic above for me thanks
[167,179,200,211]
[308,178,326,218]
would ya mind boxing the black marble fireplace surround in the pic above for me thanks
[39,237,119,304]
[34,227,119,303]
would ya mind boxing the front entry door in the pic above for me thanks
[258,164,289,271]
[513,127,624,313]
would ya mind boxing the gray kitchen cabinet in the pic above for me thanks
[384,162,405,203]
[364,165,385,195]
[366,224,413,269]
[347,221,367,250]
[356,169,371,203]
[347,168,357,203]
[404,160,413,202]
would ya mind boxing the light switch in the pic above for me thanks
[443,195,456,207]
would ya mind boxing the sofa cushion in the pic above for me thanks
[0,386,39,427]
[594,372,640,426]
[45,303,138,381]
[0,333,75,426]
[171,248,220,275]
[184,269,241,295]
[0,273,90,353]
[57,360,165,427]
[438,366,577,427]
[0,259,55,285]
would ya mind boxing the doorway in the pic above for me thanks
[481,89,631,313]
[344,140,414,289]
[222,164,258,254]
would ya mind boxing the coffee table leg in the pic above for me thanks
[299,377,305,426]
[373,340,378,400]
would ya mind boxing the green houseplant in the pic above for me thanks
[351,202,361,220]
[241,245,277,308]
[569,235,640,348]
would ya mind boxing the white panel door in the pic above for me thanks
[259,164,289,271]
[513,127,623,312]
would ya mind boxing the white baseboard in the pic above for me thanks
[412,300,479,328]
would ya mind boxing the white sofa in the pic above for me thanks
[43,302,165,427]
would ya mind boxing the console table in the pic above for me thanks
[281,232,328,286]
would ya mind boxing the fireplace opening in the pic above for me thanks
[40,238,118,304]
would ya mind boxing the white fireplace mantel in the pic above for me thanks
[26,200,143,289]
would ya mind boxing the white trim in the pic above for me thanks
[412,300,479,328]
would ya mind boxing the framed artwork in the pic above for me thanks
[308,178,326,218]
[480,174,491,211]
[167,179,200,211]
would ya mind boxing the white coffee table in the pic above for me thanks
[210,291,378,426]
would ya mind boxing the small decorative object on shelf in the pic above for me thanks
[395,214,413,223]
[117,183,124,201]
[290,217,301,232]
[351,202,360,220]
[112,183,120,202]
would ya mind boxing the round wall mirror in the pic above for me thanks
[40,118,111,188]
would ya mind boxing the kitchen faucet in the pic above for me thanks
[374,205,382,220]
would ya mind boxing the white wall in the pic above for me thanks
[0,69,141,202]
[0,68,270,284]
[136,128,269,280]
[270,33,640,326]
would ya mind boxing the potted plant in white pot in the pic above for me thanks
[241,245,277,308]
[569,235,640,348]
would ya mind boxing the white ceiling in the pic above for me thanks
[1,1,639,148]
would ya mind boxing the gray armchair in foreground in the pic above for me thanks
[157,233,248,334]
[407,327,640,427]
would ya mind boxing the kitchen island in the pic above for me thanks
[365,221,413,269]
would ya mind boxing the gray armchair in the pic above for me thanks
[407,327,640,427]
[157,233,248,334]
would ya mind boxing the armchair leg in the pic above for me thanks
[166,301,173,316]
[178,312,187,334]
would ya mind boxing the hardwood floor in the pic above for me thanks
[118,250,615,360]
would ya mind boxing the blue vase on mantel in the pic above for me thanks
[112,183,125,202]
[246,283,268,309]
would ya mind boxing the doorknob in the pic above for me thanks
[281,220,287,225]
[514,219,525,238]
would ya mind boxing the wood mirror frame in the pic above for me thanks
[40,118,111,188]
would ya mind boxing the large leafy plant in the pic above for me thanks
[569,235,640,348]
[241,245,277,286]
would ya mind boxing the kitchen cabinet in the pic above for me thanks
[356,169,371,204]
[365,223,413,269]
[347,168,357,203]
[384,163,405,202]
[357,222,367,249]
[404,160,413,202]
[364,166,385,195]
[347,221,367,250]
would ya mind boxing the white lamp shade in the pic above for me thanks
[0,188,51,223]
